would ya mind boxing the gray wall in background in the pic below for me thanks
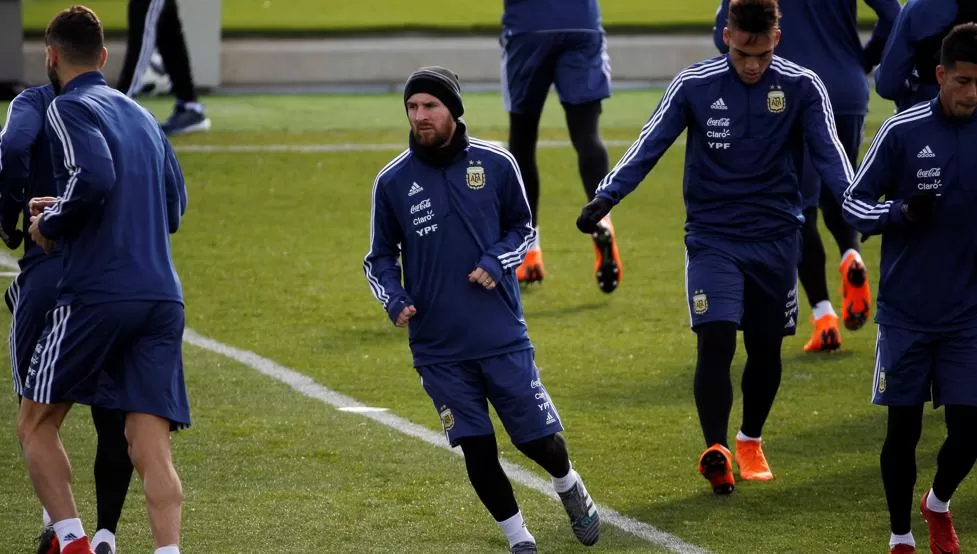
[0,0,24,84]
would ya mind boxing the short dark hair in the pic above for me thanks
[727,0,781,36]
[942,23,977,69]
[45,5,104,65]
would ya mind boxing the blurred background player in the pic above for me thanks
[116,0,210,136]
[578,0,855,495]
[365,67,600,553]
[713,0,898,353]
[500,0,622,293]
[17,7,190,554]
[876,0,977,113]
[0,84,134,554]
[843,23,977,554]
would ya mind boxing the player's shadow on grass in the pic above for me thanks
[523,301,608,319]
[783,348,859,364]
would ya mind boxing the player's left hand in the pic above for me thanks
[28,214,55,254]
[577,196,613,234]
[468,267,497,290]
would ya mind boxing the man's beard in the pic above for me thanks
[47,63,62,95]
[411,125,450,147]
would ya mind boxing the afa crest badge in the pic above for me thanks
[767,86,786,113]
[693,290,709,315]
[878,371,887,394]
[439,405,455,432]
[466,160,486,190]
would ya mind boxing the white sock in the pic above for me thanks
[736,430,760,442]
[53,518,85,549]
[889,531,915,547]
[812,300,837,320]
[155,546,181,554]
[840,248,862,267]
[92,529,116,552]
[497,511,535,547]
[530,227,540,251]
[552,466,579,494]
[183,102,205,114]
[927,489,950,513]
[42,508,52,527]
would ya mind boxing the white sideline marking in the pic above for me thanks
[172,138,656,154]
[181,329,711,554]
[338,406,389,413]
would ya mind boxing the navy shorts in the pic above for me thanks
[22,300,191,430]
[872,325,977,408]
[685,233,800,336]
[799,114,865,209]
[417,348,564,447]
[501,30,611,115]
[5,258,61,397]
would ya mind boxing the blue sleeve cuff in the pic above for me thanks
[888,200,905,226]
[37,212,60,241]
[478,255,504,283]
[385,294,414,325]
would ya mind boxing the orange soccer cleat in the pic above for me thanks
[517,249,544,285]
[592,216,622,294]
[889,544,916,553]
[840,250,872,331]
[804,313,842,353]
[698,443,735,495]
[735,438,774,481]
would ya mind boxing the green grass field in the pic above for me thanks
[21,0,894,35]
[1,86,973,554]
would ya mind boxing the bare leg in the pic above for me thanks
[126,412,183,548]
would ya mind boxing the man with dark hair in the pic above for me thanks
[16,7,190,554]
[714,0,899,353]
[0,82,134,554]
[876,0,977,113]
[365,66,600,553]
[500,0,622,293]
[577,0,854,495]
[116,0,210,135]
[843,22,977,554]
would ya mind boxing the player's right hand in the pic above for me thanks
[28,196,58,217]
[576,196,613,234]
[901,194,938,225]
[395,305,417,327]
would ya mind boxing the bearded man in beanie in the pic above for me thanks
[364,66,601,553]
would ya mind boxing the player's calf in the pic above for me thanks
[126,413,183,550]
[514,434,599,545]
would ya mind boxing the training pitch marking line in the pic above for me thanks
[0,255,709,554]
[171,138,676,154]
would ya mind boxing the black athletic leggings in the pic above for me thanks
[117,0,197,102]
[508,101,609,226]
[458,433,571,521]
[882,405,977,534]
[91,406,134,533]
[694,322,784,447]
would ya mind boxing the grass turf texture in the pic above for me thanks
[0,87,972,553]
[21,0,896,35]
